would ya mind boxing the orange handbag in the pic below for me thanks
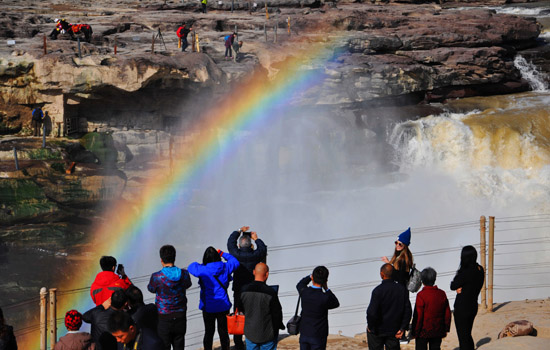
[226,309,245,335]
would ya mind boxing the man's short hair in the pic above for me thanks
[125,285,144,307]
[312,266,329,285]
[421,267,437,286]
[100,256,117,271]
[108,310,134,333]
[380,263,394,278]
[160,245,176,264]
[111,289,128,309]
[239,235,251,249]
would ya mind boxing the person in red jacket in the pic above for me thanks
[410,267,451,350]
[90,256,132,306]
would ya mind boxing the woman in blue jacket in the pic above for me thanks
[188,247,239,350]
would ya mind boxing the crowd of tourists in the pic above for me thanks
[0,227,485,350]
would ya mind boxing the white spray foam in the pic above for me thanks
[514,55,549,92]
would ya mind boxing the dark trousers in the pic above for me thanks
[415,337,442,350]
[203,310,230,350]
[202,3,207,13]
[225,46,232,57]
[181,38,188,52]
[454,307,477,350]
[32,120,41,136]
[157,314,186,350]
[367,332,400,350]
[300,335,327,350]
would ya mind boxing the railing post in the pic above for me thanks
[488,216,495,312]
[13,147,19,170]
[480,216,487,309]
[77,38,82,59]
[43,34,47,55]
[40,287,47,350]
[49,288,57,349]
[42,123,46,148]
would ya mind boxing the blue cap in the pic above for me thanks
[398,227,411,246]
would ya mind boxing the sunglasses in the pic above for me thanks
[394,241,404,247]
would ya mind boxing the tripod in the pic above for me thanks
[154,28,167,52]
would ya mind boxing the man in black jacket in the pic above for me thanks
[227,226,268,350]
[240,263,284,350]
[83,289,128,350]
[296,266,340,350]
[366,264,412,350]
[108,310,164,350]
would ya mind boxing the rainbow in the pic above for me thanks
[25,32,341,349]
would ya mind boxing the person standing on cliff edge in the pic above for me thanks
[176,24,192,52]
[201,0,208,13]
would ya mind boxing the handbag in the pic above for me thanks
[226,308,245,335]
[212,275,246,335]
[286,295,301,335]
[407,264,422,293]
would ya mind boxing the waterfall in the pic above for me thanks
[514,55,548,92]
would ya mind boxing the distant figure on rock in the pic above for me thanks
[49,18,70,39]
[381,227,414,288]
[296,266,340,350]
[224,33,236,60]
[90,256,132,306]
[366,263,412,350]
[201,0,208,13]
[176,24,192,52]
[31,107,44,136]
[147,245,192,350]
[0,307,17,350]
[55,310,95,350]
[69,23,93,43]
[410,267,451,350]
[450,246,484,350]
[227,226,268,350]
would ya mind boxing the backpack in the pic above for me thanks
[407,264,422,293]
[224,35,230,42]
[32,108,43,121]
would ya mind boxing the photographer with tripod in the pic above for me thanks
[227,226,268,350]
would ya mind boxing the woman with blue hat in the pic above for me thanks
[382,227,414,287]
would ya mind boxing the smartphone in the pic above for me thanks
[241,231,252,238]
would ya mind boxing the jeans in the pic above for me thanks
[181,38,188,52]
[299,335,327,350]
[157,314,186,350]
[415,337,442,350]
[245,338,277,350]
[225,46,232,57]
[367,332,400,350]
[202,310,230,350]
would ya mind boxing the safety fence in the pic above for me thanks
[3,214,550,349]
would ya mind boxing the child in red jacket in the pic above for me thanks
[411,267,451,350]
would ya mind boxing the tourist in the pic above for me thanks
[0,307,17,350]
[108,310,163,350]
[49,18,70,39]
[201,0,208,13]
[224,33,236,60]
[55,310,95,350]
[296,266,340,350]
[31,107,44,137]
[410,267,451,350]
[125,285,158,333]
[188,247,239,350]
[83,289,128,350]
[90,256,132,306]
[240,263,285,350]
[147,245,192,350]
[227,226,267,350]
[366,264,412,350]
[176,24,192,52]
[382,228,414,287]
[450,246,484,350]
[232,40,243,62]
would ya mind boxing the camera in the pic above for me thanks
[241,231,252,238]
[116,264,125,275]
